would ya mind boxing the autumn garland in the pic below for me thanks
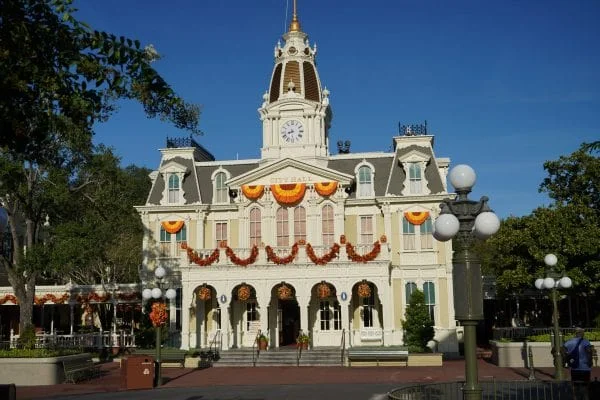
[149,302,168,327]
[186,247,220,266]
[117,292,141,301]
[345,241,381,263]
[35,293,70,305]
[306,243,340,265]
[77,292,110,303]
[265,243,299,264]
[0,294,18,305]
[226,245,259,266]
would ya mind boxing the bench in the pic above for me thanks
[63,355,101,383]
[347,347,409,366]
[132,349,186,367]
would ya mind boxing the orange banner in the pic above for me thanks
[404,211,430,225]
[270,183,306,205]
[314,181,338,197]
[241,185,264,200]
[161,220,185,234]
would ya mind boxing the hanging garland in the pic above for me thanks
[317,282,332,299]
[117,304,142,313]
[270,183,306,205]
[149,302,168,327]
[314,181,338,197]
[198,286,212,301]
[265,243,299,264]
[357,282,372,298]
[345,241,381,263]
[226,245,259,266]
[277,284,293,300]
[306,243,340,265]
[161,220,185,234]
[404,211,430,225]
[237,285,251,301]
[241,185,265,200]
[0,294,18,305]
[77,292,110,303]
[35,293,69,305]
[117,292,141,301]
[186,247,220,266]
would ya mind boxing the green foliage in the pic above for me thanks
[402,289,435,352]
[0,348,82,358]
[297,333,309,344]
[17,325,37,350]
[526,331,600,342]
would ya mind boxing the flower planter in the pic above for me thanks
[297,343,308,350]
[407,353,443,367]
[490,340,600,368]
[0,353,93,386]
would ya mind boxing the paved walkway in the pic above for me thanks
[17,360,600,400]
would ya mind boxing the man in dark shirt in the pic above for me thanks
[562,328,593,399]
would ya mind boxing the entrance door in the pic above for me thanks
[279,300,300,346]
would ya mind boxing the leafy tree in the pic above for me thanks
[402,289,435,352]
[0,0,200,331]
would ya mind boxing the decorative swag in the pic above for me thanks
[314,181,338,196]
[241,185,265,200]
[270,183,306,205]
[404,211,430,225]
[161,220,185,234]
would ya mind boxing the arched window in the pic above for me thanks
[215,172,228,203]
[276,207,289,246]
[423,281,435,323]
[420,217,433,249]
[409,163,422,194]
[322,204,334,246]
[168,175,180,203]
[362,287,374,328]
[405,281,417,304]
[249,207,261,246]
[357,165,373,197]
[294,206,306,242]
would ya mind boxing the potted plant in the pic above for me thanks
[258,334,268,350]
[297,333,310,350]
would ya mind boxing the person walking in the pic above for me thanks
[562,327,593,399]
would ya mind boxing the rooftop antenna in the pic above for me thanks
[289,0,301,32]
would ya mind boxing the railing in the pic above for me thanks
[340,328,346,366]
[10,330,136,349]
[209,329,222,358]
[388,380,578,400]
[493,327,598,341]
[296,330,304,367]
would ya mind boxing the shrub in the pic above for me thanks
[0,348,82,358]
[17,325,37,350]
[402,289,435,352]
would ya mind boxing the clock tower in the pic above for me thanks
[258,1,332,165]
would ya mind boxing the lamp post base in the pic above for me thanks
[155,326,162,387]
[461,320,481,400]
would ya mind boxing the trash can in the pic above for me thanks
[121,355,155,390]
[0,384,16,400]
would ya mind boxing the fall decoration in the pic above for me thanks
[35,293,69,305]
[265,243,299,264]
[77,292,110,304]
[187,247,220,266]
[339,235,346,244]
[404,211,430,225]
[314,181,338,197]
[317,282,332,299]
[180,241,188,249]
[117,304,142,313]
[237,285,251,301]
[306,243,340,265]
[270,183,306,205]
[219,240,228,248]
[149,302,168,327]
[242,185,265,200]
[198,286,212,301]
[345,241,381,263]
[277,284,293,300]
[117,292,141,301]
[0,294,18,305]
[357,282,372,298]
[161,220,185,234]
[380,234,387,243]
[226,245,259,266]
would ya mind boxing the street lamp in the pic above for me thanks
[534,253,572,381]
[434,164,500,400]
[142,266,176,387]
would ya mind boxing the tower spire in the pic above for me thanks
[288,0,301,32]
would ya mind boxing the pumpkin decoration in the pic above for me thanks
[314,181,338,197]
[357,282,372,298]
[270,183,306,205]
[317,282,332,299]
[277,284,293,300]
[161,220,185,234]
[198,286,211,301]
[339,234,346,244]
[242,185,264,200]
[404,211,430,225]
[237,285,251,301]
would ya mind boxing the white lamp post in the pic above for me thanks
[534,253,571,381]
[434,164,500,400]
[141,266,176,387]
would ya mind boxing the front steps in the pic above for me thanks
[212,346,343,367]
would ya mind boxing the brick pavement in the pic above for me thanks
[17,360,600,400]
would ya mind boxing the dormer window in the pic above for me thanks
[356,163,374,198]
[215,172,228,203]
[399,150,431,196]
[158,160,187,206]
[408,163,422,194]
[168,175,180,203]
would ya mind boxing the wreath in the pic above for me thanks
[306,243,340,265]
[317,282,332,299]
[345,241,381,263]
[198,286,212,301]
[265,243,299,264]
[237,285,251,301]
[187,247,220,266]
[277,284,293,300]
[357,282,372,298]
[149,302,168,327]
[226,245,259,266]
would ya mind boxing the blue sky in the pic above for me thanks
[76,0,599,219]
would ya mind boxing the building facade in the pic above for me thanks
[136,9,459,354]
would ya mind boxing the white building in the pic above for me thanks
[136,6,459,354]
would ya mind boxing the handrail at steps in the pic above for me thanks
[340,328,346,366]
[252,330,261,367]
[209,329,221,360]
[296,330,303,367]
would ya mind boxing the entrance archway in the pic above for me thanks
[279,299,299,346]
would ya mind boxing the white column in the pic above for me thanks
[298,296,309,334]
[198,300,205,347]
[196,211,205,249]
[341,300,350,348]
[380,283,394,345]
[181,286,191,350]
[69,304,75,335]
[220,304,231,349]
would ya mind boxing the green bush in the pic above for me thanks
[17,324,37,350]
[0,348,82,358]
[526,330,600,342]
[402,289,435,352]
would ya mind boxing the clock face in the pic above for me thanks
[280,120,304,143]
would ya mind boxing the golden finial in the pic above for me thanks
[289,0,301,32]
